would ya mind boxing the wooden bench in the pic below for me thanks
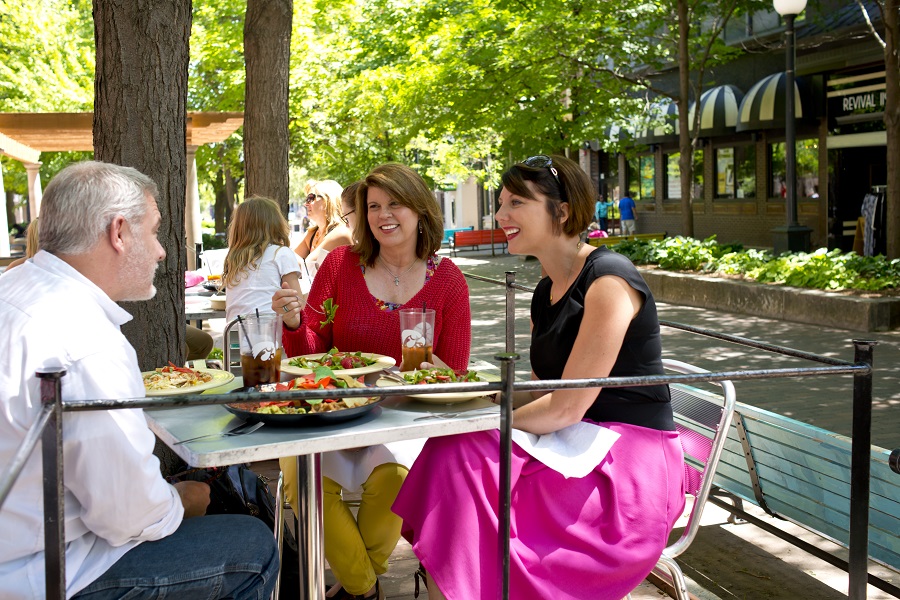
[704,396,900,596]
[450,228,507,256]
[586,232,666,247]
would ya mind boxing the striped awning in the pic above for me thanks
[687,85,744,136]
[634,101,679,143]
[736,73,815,131]
[590,124,633,150]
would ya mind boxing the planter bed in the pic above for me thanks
[639,267,900,332]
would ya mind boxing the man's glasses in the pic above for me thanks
[522,154,568,204]
[340,209,355,226]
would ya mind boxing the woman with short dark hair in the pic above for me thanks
[393,154,685,600]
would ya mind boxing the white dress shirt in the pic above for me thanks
[0,251,184,599]
[225,244,302,322]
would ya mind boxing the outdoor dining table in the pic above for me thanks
[184,285,226,328]
[145,380,501,600]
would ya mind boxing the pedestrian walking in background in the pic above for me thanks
[618,191,637,235]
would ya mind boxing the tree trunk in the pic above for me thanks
[93,0,192,370]
[677,0,695,237]
[214,147,227,233]
[244,0,292,214]
[885,0,900,259]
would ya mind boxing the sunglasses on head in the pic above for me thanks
[522,154,568,204]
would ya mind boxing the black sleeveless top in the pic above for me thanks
[531,247,675,431]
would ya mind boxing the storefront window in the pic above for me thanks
[626,155,655,200]
[665,153,680,199]
[715,145,755,199]
[639,155,655,200]
[665,151,704,200]
[769,140,819,200]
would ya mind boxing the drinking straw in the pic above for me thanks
[421,301,427,343]
[236,315,253,352]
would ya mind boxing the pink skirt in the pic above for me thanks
[392,422,685,600]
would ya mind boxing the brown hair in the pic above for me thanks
[223,196,291,287]
[353,163,443,266]
[501,154,594,237]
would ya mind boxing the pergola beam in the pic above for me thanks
[0,112,243,264]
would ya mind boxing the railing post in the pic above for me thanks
[495,352,518,600]
[504,271,516,354]
[849,340,876,600]
[37,368,67,600]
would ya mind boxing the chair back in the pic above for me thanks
[661,359,736,559]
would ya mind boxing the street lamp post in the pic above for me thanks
[772,0,812,254]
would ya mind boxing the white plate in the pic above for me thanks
[142,368,235,396]
[281,352,396,377]
[377,370,500,404]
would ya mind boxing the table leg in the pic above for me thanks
[295,453,324,599]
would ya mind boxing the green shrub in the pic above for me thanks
[609,236,899,293]
[202,232,228,250]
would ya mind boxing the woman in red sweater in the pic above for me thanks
[272,163,471,600]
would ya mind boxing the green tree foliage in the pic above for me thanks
[0,0,94,112]
[0,0,94,195]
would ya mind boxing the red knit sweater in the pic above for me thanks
[282,246,471,371]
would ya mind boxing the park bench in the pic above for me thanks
[587,232,666,248]
[704,396,900,596]
[450,228,508,256]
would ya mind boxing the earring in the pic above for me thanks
[418,221,423,233]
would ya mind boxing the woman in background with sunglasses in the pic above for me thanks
[393,154,685,600]
[293,179,353,282]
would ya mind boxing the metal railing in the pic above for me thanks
[0,269,890,600]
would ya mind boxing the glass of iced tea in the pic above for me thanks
[237,313,283,387]
[399,308,435,371]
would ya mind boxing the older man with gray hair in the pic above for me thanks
[0,161,278,599]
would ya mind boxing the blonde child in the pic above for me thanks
[223,197,303,322]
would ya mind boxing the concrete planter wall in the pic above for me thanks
[639,268,900,332]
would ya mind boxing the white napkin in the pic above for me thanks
[511,422,620,479]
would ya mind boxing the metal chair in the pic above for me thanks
[647,359,737,600]
[222,317,241,375]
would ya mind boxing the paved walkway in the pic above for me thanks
[229,248,900,599]
[452,251,899,450]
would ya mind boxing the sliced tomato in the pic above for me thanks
[167,361,194,374]
[259,400,293,407]
[273,380,297,392]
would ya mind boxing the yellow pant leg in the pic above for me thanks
[277,458,408,596]
[323,475,375,595]
[278,456,299,515]
[357,463,408,576]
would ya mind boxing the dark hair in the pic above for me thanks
[501,154,594,237]
[353,163,443,266]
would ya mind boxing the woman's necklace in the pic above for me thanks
[550,241,584,303]
[380,257,419,287]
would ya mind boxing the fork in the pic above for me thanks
[174,420,263,445]
[378,369,408,385]
[413,408,498,421]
